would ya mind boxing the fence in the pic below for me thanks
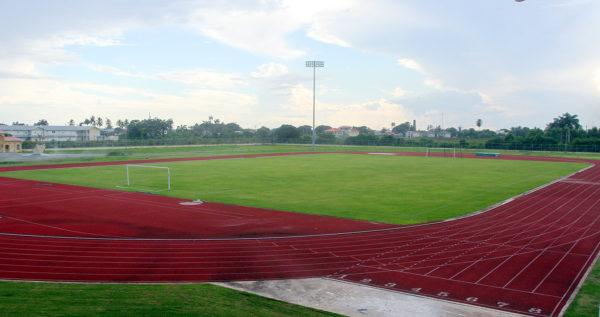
[28,137,600,153]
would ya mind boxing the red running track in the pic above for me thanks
[0,152,599,317]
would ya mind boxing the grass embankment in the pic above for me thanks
[0,282,341,317]
[3,154,586,224]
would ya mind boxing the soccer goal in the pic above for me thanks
[425,147,456,158]
[119,164,171,192]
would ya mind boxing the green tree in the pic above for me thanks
[315,125,332,135]
[392,122,411,135]
[546,113,582,130]
[298,125,313,136]
[34,119,48,126]
[476,119,482,130]
[255,127,271,139]
[274,124,300,142]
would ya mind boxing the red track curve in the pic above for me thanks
[0,152,599,317]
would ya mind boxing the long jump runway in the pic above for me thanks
[0,152,599,317]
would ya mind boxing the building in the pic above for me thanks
[325,126,360,138]
[0,125,101,142]
[324,128,345,137]
[0,130,23,152]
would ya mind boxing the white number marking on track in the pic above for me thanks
[437,291,449,297]
[411,288,421,292]
[528,308,542,314]
[497,302,509,308]
[384,282,396,287]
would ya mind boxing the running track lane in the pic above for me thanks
[0,152,599,317]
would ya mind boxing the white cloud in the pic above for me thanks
[90,65,150,79]
[307,21,351,47]
[157,69,246,89]
[391,88,407,98]
[251,62,289,78]
[280,83,414,128]
[0,77,257,126]
[398,58,423,72]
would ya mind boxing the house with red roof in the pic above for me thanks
[0,130,24,153]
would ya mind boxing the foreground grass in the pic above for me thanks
[3,153,587,224]
[0,282,341,317]
[564,259,600,317]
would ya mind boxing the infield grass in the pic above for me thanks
[2,153,587,224]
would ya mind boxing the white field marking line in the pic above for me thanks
[366,211,513,272]
[531,198,600,292]
[552,239,600,317]
[448,184,596,279]
[342,264,562,299]
[0,186,105,203]
[393,208,528,273]
[0,215,128,239]
[99,194,245,219]
[472,182,598,284]
[345,231,600,274]
[560,180,600,185]
[0,207,593,257]
[394,180,592,269]
[0,267,335,278]
[102,193,248,218]
[4,230,597,264]
[328,224,463,276]
[501,185,600,289]
[0,256,358,270]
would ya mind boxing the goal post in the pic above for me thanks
[124,164,171,191]
[425,147,456,158]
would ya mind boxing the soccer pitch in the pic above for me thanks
[3,153,587,224]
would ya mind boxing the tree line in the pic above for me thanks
[5,112,600,152]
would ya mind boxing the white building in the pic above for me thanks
[0,125,101,142]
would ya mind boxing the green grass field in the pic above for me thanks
[3,154,587,224]
[0,282,341,317]
[1,148,598,316]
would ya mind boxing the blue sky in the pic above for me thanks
[1,0,599,131]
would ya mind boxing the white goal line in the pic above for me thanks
[126,164,171,190]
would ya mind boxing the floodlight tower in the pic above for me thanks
[306,60,324,152]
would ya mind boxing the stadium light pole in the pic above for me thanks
[306,60,324,152]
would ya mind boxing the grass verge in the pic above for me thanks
[0,281,341,317]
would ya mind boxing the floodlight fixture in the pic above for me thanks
[306,60,325,152]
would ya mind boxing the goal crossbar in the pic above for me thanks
[126,164,171,190]
[425,147,456,158]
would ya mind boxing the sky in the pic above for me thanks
[1,0,599,131]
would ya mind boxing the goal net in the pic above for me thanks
[425,147,456,158]
[119,164,171,192]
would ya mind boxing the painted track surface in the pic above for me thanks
[0,152,599,317]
